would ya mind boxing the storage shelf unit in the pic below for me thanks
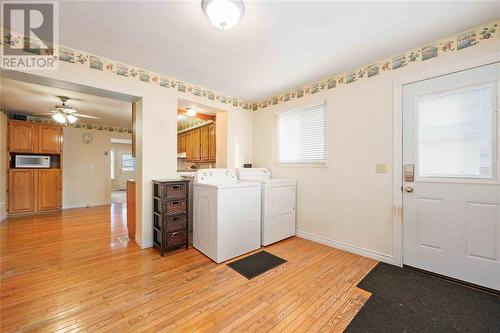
[152,179,190,256]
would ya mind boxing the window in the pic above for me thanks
[417,83,495,179]
[122,153,135,171]
[277,102,327,165]
[110,150,116,180]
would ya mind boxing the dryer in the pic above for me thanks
[193,169,261,263]
[236,168,296,246]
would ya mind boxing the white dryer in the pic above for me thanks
[236,168,296,246]
[193,169,261,263]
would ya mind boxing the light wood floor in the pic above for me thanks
[0,204,376,332]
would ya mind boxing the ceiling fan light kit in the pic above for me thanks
[43,96,99,124]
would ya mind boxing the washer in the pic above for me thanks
[236,168,296,246]
[193,169,261,263]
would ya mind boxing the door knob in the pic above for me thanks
[404,186,414,193]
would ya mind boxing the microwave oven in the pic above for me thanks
[14,155,51,168]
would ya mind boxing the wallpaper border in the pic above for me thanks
[251,19,499,111]
[2,19,499,112]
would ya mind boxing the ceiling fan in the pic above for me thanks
[39,96,99,124]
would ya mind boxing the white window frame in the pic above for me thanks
[110,149,116,180]
[276,101,328,167]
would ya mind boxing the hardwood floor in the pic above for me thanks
[0,204,377,332]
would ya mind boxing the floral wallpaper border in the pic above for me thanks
[24,116,132,133]
[251,19,500,111]
[1,19,499,112]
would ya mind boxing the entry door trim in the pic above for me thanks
[392,52,500,267]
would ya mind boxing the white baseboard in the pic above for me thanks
[0,214,6,222]
[62,201,111,209]
[140,240,153,249]
[296,230,394,264]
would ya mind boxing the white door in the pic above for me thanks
[403,62,500,291]
[118,151,135,190]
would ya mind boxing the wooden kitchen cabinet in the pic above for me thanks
[9,121,37,153]
[9,121,61,154]
[192,128,201,161]
[200,125,209,161]
[208,123,216,161]
[8,169,35,213]
[37,169,61,211]
[185,131,193,161]
[180,122,216,163]
[38,124,62,154]
[8,120,63,215]
[177,132,186,153]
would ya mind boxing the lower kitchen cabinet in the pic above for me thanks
[37,169,62,211]
[8,169,61,214]
[8,169,35,213]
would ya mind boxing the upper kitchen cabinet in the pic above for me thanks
[8,121,62,154]
[200,125,209,161]
[177,132,186,153]
[192,128,201,161]
[208,123,216,161]
[178,122,216,163]
[185,131,193,161]
[9,120,38,153]
[38,124,62,154]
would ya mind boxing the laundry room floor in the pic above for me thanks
[0,204,377,332]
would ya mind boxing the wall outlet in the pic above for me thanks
[375,163,388,173]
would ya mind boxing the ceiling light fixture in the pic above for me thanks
[52,112,66,124]
[66,114,77,124]
[186,107,197,117]
[202,0,244,30]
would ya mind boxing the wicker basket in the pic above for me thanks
[165,230,187,248]
[165,215,187,232]
[164,183,187,199]
[164,199,187,215]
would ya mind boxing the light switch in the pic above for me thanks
[90,164,95,170]
[375,163,388,173]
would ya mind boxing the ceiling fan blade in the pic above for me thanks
[74,114,99,119]
[37,112,57,115]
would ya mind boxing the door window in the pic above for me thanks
[416,83,496,180]
[122,153,135,171]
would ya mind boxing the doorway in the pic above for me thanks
[401,62,500,290]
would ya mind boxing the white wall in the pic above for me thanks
[10,60,254,248]
[62,127,131,208]
[0,112,7,220]
[253,41,500,261]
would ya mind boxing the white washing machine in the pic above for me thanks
[236,168,296,246]
[193,169,261,263]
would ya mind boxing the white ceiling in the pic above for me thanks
[58,1,500,101]
[1,79,132,128]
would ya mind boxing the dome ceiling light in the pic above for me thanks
[202,0,244,30]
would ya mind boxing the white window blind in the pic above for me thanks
[277,102,327,165]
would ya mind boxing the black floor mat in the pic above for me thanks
[227,251,286,279]
[345,263,500,333]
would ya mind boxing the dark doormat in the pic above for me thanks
[227,251,286,279]
[345,263,500,333]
